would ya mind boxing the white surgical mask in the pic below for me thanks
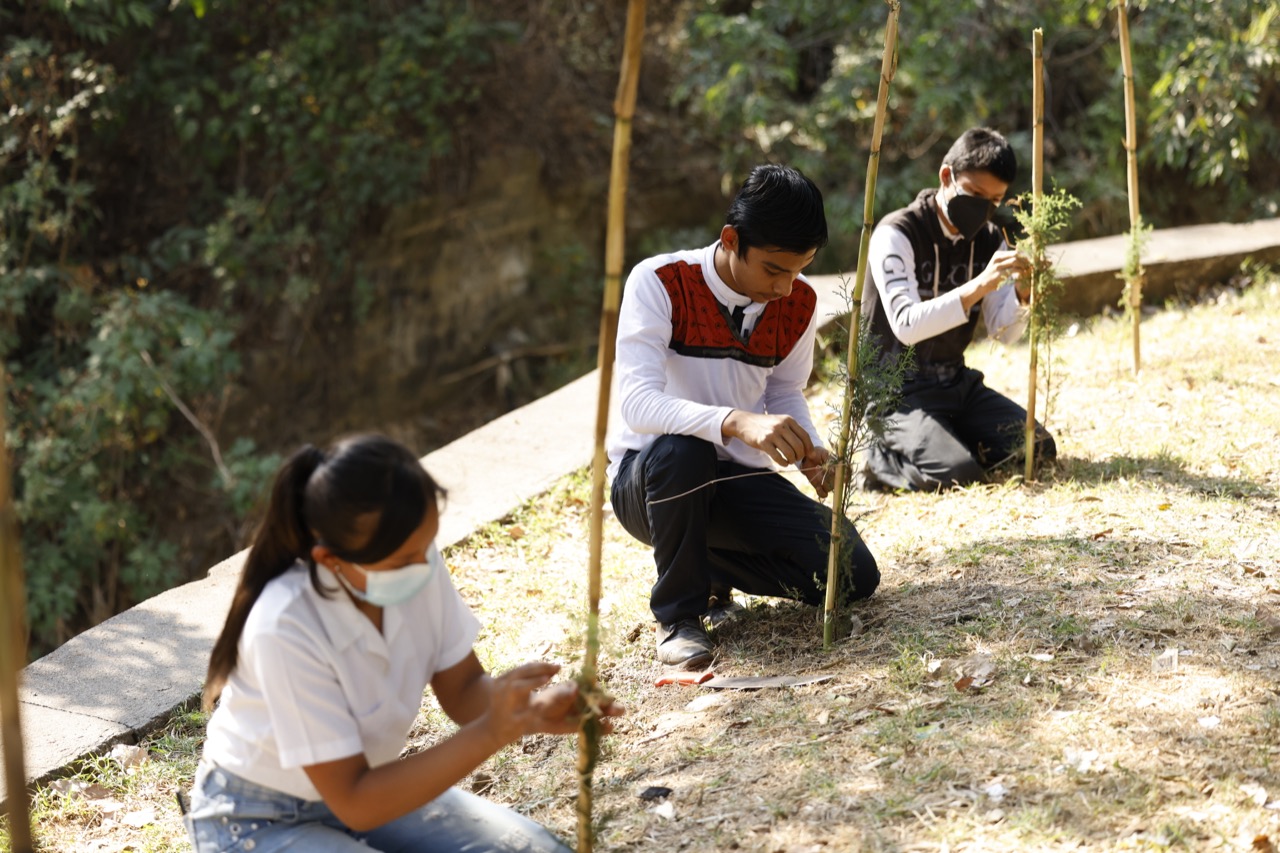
[333,544,441,607]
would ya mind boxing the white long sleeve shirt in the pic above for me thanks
[606,242,823,479]
[865,209,1029,348]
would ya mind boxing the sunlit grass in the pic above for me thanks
[4,273,1280,851]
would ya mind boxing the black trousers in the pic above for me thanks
[611,435,879,625]
[865,365,1056,491]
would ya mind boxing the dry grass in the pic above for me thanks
[5,271,1279,852]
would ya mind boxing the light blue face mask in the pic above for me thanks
[334,544,441,607]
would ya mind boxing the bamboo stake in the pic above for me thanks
[823,0,900,651]
[1118,0,1143,374]
[0,370,35,853]
[1024,29,1045,484]
[578,1,645,850]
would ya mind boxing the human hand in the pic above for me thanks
[722,411,815,466]
[982,249,1031,290]
[480,661,560,747]
[527,681,625,736]
[799,446,835,500]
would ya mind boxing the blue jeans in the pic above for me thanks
[184,763,572,852]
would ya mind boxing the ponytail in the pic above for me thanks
[203,445,325,710]
[202,434,443,711]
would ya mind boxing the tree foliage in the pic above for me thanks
[1,0,510,655]
[4,0,1277,657]
[673,0,1280,270]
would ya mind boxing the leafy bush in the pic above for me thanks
[673,0,1279,270]
[1,0,510,654]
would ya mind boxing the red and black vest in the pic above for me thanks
[654,260,815,369]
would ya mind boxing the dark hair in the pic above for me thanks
[943,127,1018,185]
[726,164,828,256]
[203,434,444,710]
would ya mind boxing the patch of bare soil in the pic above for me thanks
[444,277,1280,852]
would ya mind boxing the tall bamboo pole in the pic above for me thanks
[578,2,645,850]
[0,371,35,853]
[1024,29,1045,484]
[1118,0,1143,374]
[823,0,900,651]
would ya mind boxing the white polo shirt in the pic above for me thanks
[202,543,481,801]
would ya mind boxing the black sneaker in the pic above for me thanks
[705,594,746,630]
[656,618,714,669]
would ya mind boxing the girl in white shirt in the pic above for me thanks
[185,434,619,852]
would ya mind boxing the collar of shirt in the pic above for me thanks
[310,565,404,661]
[701,241,766,323]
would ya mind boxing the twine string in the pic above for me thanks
[645,465,827,506]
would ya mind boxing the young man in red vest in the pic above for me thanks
[608,165,880,669]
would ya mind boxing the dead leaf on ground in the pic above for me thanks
[119,807,157,828]
[108,744,149,769]
[1253,605,1280,635]
[685,692,732,713]
[948,653,997,691]
[1242,783,1269,806]
[1061,747,1102,774]
[50,780,113,800]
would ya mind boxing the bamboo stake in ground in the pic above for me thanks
[578,2,646,851]
[823,0,900,651]
[1024,28,1045,484]
[0,371,35,853]
[1117,0,1144,374]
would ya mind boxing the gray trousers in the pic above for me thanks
[865,365,1056,491]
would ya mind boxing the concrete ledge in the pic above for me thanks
[5,217,1278,809]
[1048,218,1280,315]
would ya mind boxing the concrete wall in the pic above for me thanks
[1051,219,1280,316]
[231,145,722,451]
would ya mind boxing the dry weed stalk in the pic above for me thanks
[823,0,901,650]
[578,2,646,851]
[0,370,34,853]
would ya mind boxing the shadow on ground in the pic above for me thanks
[1049,454,1276,500]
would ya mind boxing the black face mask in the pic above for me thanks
[941,186,996,240]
